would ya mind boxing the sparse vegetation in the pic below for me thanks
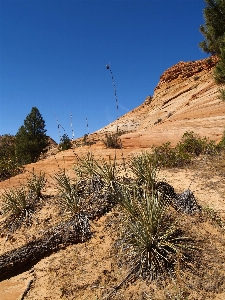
[103,131,122,149]
[117,185,197,280]
[153,131,221,168]
[154,118,162,125]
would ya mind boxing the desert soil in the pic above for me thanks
[0,146,225,300]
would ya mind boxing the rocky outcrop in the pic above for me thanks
[155,56,218,89]
[94,56,225,148]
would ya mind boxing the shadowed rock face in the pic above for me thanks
[93,56,225,148]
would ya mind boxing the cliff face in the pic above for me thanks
[97,56,225,148]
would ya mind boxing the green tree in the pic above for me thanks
[59,133,72,151]
[199,0,225,55]
[15,107,48,164]
[199,0,225,99]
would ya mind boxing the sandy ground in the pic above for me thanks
[0,146,224,300]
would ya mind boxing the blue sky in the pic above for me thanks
[0,0,209,143]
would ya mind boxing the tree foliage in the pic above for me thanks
[199,0,225,99]
[15,107,48,164]
[59,134,72,151]
[199,0,225,55]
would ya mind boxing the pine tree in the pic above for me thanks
[199,0,225,55]
[15,107,48,164]
[199,0,225,99]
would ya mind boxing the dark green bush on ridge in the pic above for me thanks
[103,131,122,149]
[59,134,72,151]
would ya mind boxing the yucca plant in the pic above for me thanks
[74,152,96,178]
[74,152,119,194]
[54,170,81,216]
[26,171,47,199]
[1,187,35,231]
[128,152,158,189]
[117,186,196,280]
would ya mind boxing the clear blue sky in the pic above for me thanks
[0,0,209,143]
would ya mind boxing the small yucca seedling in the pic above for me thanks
[54,170,81,216]
[1,187,35,231]
[117,185,196,280]
[26,171,47,199]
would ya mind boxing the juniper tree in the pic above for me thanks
[199,0,225,99]
[15,107,48,164]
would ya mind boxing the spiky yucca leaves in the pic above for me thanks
[1,187,35,231]
[128,152,158,189]
[54,170,81,216]
[74,152,96,178]
[27,171,47,199]
[117,186,196,280]
[74,152,119,196]
[74,152,117,180]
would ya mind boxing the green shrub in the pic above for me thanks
[154,142,192,168]
[178,131,219,156]
[0,159,23,182]
[177,131,207,156]
[103,132,122,149]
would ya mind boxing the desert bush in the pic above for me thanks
[0,159,23,182]
[218,128,225,150]
[154,142,192,168]
[103,132,122,149]
[177,131,208,156]
[177,131,218,156]
[154,118,162,125]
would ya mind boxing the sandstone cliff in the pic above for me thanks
[95,56,225,148]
